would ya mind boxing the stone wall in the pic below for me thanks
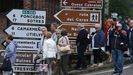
[23,0,32,9]
[0,13,7,50]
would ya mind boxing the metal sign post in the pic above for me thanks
[2,9,47,72]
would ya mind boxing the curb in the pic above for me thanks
[68,58,131,75]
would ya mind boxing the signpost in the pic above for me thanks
[2,9,47,72]
[5,25,43,38]
[54,9,101,24]
[56,1,103,72]
[6,9,46,24]
[61,0,103,9]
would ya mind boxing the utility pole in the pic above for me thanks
[102,0,105,30]
[105,0,109,15]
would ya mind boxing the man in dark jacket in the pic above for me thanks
[110,23,127,75]
[128,20,133,64]
[75,24,88,69]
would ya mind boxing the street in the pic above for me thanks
[83,65,133,75]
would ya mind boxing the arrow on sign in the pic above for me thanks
[61,0,102,9]
[6,9,46,24]
[63,0,68,5]
[54,9,101,24]
[1,40,6,48]
[5,25,43,38]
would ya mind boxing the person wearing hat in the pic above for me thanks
[109,23,127,75]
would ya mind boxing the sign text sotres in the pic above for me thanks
[6,9,46,25]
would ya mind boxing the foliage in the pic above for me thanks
[109,0,133,18]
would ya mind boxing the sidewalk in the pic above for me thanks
[68,57,131,75]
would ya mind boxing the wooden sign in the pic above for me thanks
[61,0,103,9]
[58,24,95,38]
[54,9,101,24]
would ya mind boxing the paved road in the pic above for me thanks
[83,65,133,75]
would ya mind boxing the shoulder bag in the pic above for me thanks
[58,37,71,52]
[1,58,12,71]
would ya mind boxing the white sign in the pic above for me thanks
[13,65,38,72]
[2,39,42,50]
[14,39,41,50]
[5,25,43,38]
[111,13,118,18]
[0,50,39,72]
[6,9,46,24]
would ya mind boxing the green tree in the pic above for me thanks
[109,0,133,18]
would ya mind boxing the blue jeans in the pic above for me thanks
[112,49,124,73]
[129,48,133,63]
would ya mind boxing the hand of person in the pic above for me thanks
[91,32,95,35]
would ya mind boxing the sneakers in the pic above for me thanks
[119,73,123,75]
[112,72,119,75]
[75,67,86,70]
[130,64,133,67]
[90,64,98,68]
[12,73,16,75]
[98,63,103,67]
[112,72,123,75]
[90,63,104,68]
